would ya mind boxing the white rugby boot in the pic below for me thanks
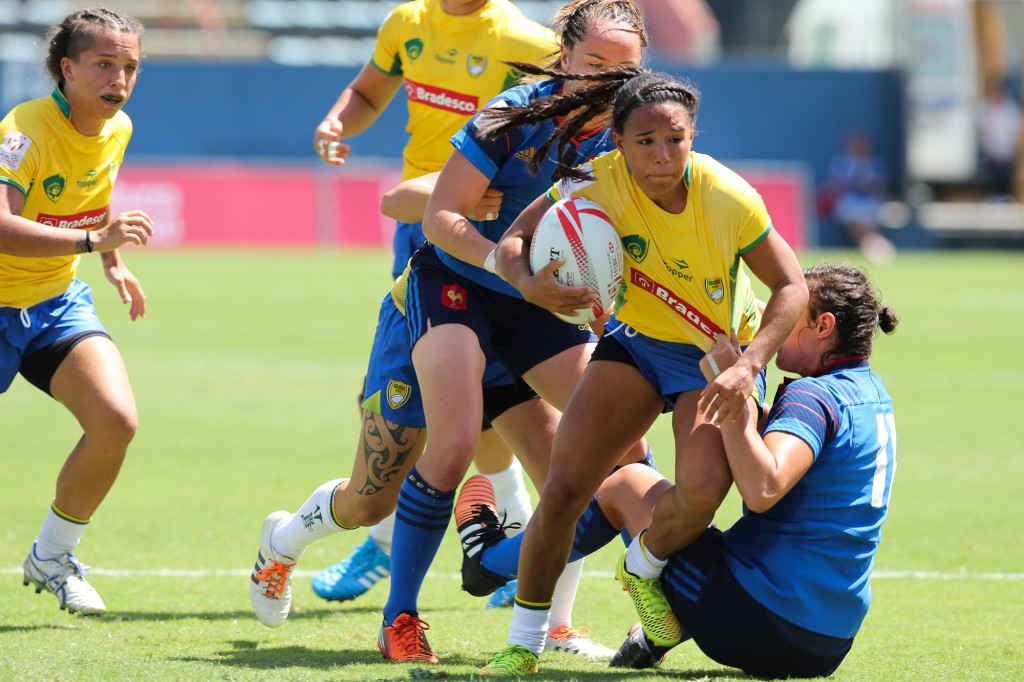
[23,542,106,615]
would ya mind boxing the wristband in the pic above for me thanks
[483,247,497,274]
[85,230,93,253]
[705,352,720,376]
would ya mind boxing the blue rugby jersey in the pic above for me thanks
[723,358,896,639]
[435,79,614,297]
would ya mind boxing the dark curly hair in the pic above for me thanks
[804,263,899,365]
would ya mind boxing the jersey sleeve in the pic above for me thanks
[0,119,41,197]
[451,98,529,182]
[713,165,774,253]
[370,7,406,76]
[763,378,840,458]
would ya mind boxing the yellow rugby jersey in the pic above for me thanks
[550,151,769,350]
[0,89,131,308]
[373,0,557,179]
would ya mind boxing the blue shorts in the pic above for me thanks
[0,279,108,393]
[664,527,853,678]
[360,292,526,429]
[392,221,426,280]
[594,314,766,413]
[405,245,596,379]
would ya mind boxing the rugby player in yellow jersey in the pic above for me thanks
[0,9,153,616]
[305,0,558,613]
[479,69,807,674]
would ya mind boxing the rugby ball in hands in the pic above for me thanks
[529,196,624,324]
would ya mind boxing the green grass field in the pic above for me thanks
[1,247,1022,681]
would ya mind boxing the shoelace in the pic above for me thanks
[254,560,293,597]
[392,616,434,660]
[631,579,671,618]
[462,505,521,551]
[56,555,89,585]
[548,625,589,641]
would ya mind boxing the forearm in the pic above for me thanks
[720,417,784,512]
[324,87,381,139]
[380,178,435,223]
[744,279,808,372]
[0,217,92,257]
[494,229,532,288]
[423,210,495,269]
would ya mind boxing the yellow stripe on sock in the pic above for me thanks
[51,503,90,525]
[513,597,553,611]
[329,482,359,529]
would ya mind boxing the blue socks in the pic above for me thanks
[480,494,621,580]
[383,467,455,625]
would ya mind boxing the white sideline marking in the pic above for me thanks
[3,568,1023,580]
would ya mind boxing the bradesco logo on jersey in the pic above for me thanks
[630,268,724,341]
[404,78,478,114]
[37,206,108,230]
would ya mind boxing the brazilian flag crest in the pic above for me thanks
[387,380,411,409]
[705,278,725,303]
[467,54,487,77]
[43,174,66,202]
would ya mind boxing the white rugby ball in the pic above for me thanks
[529,196,624,324]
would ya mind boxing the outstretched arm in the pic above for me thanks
[314,63,402,166]
[700,230,806,424]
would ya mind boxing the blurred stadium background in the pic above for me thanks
[0,0,1021,251]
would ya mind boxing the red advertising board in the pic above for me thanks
[113,162,812,249]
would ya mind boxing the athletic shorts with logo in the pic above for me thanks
[595,313,766,413]
[404,245,596,379]
[361,291,527,429]
[0,279,108,393]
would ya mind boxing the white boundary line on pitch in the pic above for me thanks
[2,568,1023,580]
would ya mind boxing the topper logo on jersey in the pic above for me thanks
[662,256,692,281]
[78,169,98,190]
[435,48,458,66]
[405,38,423,61]
[467,54,487,77]
[630,269,724,341]
[404,79,477,114]
[43,174,66,202]
[37,206,108,230]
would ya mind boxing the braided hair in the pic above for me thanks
[476,67,699,180]
[45,8,145,89]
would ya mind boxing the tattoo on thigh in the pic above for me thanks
[357,412,417,495]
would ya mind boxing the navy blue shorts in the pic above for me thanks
[361,292,530,429]
[664,527,853,678]
[405,245,596,379]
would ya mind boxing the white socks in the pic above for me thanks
[548,558,584,629]
[368,512,395,554]
[508,602,550,656]
[270,478,347,561]
[484,458,533,535]
[35,505,88,559]
[625,531,668,579]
